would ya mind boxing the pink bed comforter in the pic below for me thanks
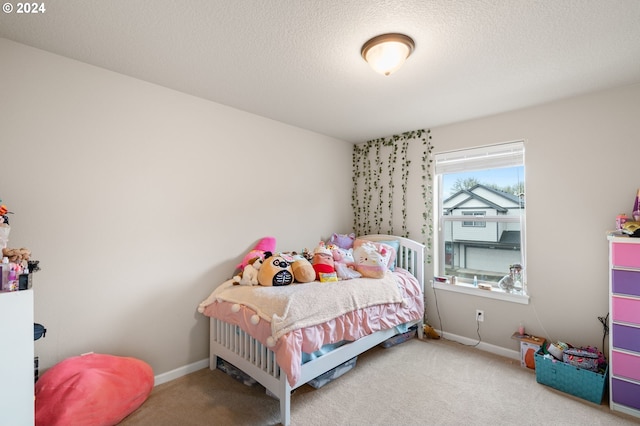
[202,268,423,386]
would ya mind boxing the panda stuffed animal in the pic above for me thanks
[257,252,294,286]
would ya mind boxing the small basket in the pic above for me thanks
[534,349,607,404]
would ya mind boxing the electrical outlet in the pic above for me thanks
[476,310,484,322]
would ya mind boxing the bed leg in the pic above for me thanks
[279,376,292,426]
[417,321,424,340]
[209,317,218,370]
[209,353,218,371]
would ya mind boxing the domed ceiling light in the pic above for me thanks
[361,33,415,76]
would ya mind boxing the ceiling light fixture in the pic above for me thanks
[361,33,415,76]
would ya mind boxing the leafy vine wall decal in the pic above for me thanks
[352,129,433,263]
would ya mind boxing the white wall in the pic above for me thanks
[0,38,354,376]
[3,35,638,378]
[426,82,640,352]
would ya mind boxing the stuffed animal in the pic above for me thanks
[2,247,31,263]
[290,254,315,283]
[312,242,337,282]
[0,206,9,226]
[257,252,294,286]
[329,245,361,280]
[353,241,388,279]
[275,252,315,284]
[301,248,314,262]
[231,256,263,286]
[352,239,397,270]
[235,236,276,272]
[328,232,356,250]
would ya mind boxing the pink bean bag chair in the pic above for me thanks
[35,353,154,426]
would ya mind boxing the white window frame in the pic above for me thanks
[432,141,529,304]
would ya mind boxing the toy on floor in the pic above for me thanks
[423,324,441,339]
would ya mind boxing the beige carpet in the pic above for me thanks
[119,338,640,425]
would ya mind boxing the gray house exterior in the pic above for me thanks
[442,184,524,281]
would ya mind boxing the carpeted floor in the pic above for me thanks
[119,338,640,425]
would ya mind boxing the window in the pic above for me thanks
[462,211,486,227]
[434,141,527,300]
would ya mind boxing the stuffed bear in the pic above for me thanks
[312,242,337,282]
[328,232,356,250]
[231,256,263,286]
[257,251,294,286]
[353,241,388,279]
[2,247,31,263]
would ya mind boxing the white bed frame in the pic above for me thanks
[209,235,425,425]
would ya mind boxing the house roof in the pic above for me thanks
[444,184,523,213]
[499,231,521,245]
[1,1,639,143]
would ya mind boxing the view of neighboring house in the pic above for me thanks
[442,184,524,282]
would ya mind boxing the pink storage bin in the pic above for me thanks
[612,242,640,268]
[612,350,640,382]
[612,296,640,324]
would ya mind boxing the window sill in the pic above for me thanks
[431,281,530,305]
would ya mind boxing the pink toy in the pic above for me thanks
[329,245,361,280]
[312,242,336,281]
[235,236,276,271]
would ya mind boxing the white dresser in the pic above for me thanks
[608,235,640,419]
[0,289,34,425]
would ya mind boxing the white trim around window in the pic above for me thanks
[433,140,528,304]
[431,280,530,304]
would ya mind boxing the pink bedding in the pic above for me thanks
[202,268,423,386]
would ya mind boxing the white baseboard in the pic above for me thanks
[435,330,520,361]
[154,358,209,386]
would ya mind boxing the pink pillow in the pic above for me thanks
[35,353,154,426]
[235,236,277,271]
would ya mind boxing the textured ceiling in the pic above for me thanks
[1,0,639,142]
